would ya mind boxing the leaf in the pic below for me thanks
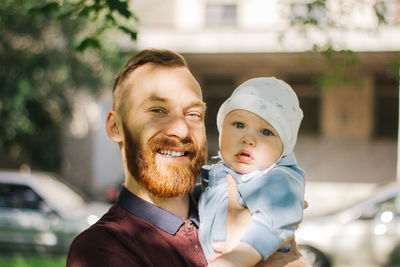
[58,10,74,21]
[78,5,93,18]
[29,2,60,16]
[118,26,137,40]
[76,37,101,51]
[105,13,117,24]
[105,0,132,18]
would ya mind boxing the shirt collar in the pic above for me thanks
[117,186,199,235]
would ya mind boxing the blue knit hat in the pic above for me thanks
[217,77,303,156]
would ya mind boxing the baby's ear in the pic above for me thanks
[106,111,123,143]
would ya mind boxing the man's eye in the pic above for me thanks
[150,108,165,114]
[186,111,204,121]
[187,112,201,118]
[234,122,245,129]
[261,129,272,136]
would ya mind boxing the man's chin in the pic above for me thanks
[143,172,195,199]
[155,157,193,174]
[139,156,196,198]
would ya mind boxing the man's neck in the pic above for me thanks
[125,177,190,219]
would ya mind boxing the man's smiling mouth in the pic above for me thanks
[158,149,188,157]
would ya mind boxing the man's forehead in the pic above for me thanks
[142,94,206,109]
[125,64,202,100]
[129,63,185,81]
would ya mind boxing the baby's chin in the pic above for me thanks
[231,163,273,175]
[231,165,256,175]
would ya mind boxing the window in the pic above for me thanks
[374,76,398,138]
[298,96,321,135]
[206,3,237,27]
[290,0,328,26]
[286,77,321,136]
[361,193,400,220]
[0,184,43,210]
[202,76,235,160]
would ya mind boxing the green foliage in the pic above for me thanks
[311,45,363,90]
[391,55,400,83]
[30,0,138,50]
[290,0,327,26]
[373,0,395,25]
[0,254,66,267]
[0,0,136,172]
[289,0,399,90]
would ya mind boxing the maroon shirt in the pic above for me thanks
[67,186,207,267]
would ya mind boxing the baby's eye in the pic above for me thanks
[234,122,245,129]
[261,129,273,136]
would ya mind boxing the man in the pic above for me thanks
[67,49,310,267]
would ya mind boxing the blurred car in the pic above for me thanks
[0,170,110,254]
[296,182,400,267]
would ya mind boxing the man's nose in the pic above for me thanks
[241,134,256,146]
[165,115,190,139]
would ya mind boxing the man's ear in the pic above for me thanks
[106,111,123,143]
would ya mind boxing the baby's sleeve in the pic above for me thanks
[237,166,305,260]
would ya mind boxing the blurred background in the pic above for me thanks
[0,0,399,266]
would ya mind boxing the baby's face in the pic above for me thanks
[220,109,283,174]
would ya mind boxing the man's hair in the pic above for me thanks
[112,49,188,116]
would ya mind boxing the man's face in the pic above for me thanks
[220,109,283,174]
[121,64,207,198]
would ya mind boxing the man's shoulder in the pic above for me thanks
[73,219,115,243]
[67,204,148,266]
[71,203,154,244]
[70,205,124,248]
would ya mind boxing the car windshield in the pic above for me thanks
[35,174,86,211]
[320,183,399,218]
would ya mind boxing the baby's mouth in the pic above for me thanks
[239,152,251,157]
[235,150,253,163]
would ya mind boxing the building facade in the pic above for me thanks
[132,0,399,183]
[63,0,400,198]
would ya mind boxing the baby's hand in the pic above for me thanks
[255,239,312,267]
[225,174,252,252]
[208,254,238,267]
[209,242,262,267]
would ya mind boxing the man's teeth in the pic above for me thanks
[159,150,185,157]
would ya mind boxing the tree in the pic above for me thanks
[29,0,138,51]
[281,0,400,88]
[0,0,137,171]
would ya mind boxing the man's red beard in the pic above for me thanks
[123,123,207,198]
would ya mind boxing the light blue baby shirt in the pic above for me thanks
[198,152,305,261]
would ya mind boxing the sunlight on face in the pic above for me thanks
[121,64,207,197]
[220,109,283,174]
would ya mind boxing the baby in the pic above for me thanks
[198,77,305,266]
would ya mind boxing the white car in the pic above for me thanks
[0,170,110,253]
[296,182,400,267]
